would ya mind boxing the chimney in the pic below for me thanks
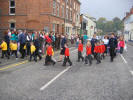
[130,7,133,14]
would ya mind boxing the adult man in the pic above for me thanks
[58,34,67,62]
[18,30,26,59]
[108,33,118,62]
[91,34,97,58]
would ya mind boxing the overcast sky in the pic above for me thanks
[80,0,133,20]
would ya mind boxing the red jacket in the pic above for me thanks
[86,46,92,55]
[45,35,52,43]
[65,48,70,57]
[119,41,125,48]
[78,43,83,52]
[101,45,105,53]
[47,46,52,56]
[94,45,101,53]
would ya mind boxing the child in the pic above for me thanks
[119,36,125,54]
[29,42,36,62]
[11,41,18,59]
[100,41,105,59]
[94,41,101,64]
[62,44,72,66]
[45,44,56,66]
[77,40,84,62]
[23,44,26,57]
[85,41,92,66]
[0,40,9,59]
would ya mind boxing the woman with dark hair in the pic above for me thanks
[4,31,10,56]
[103,35,109,55]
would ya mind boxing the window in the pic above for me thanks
[66,8,69,19]
[9,0,15,15]
[10,22,15,29]
[62,5,64,18]
[52,24,55,33]
[70,10,72,20]
[57,3,60,17]
[53,0,56,15]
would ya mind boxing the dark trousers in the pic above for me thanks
[96,53,101,63]
[78,51,84,61]
[30,52,35,61]
[26,42,31,56]
[120,47,124,54]
[6,42,10,56]
[1,50,9,59]
[12,50,18,58]
[104,44,108,54]
[35,48,42,61]
[19,43,25,58]
[45,55,55,65]
[110,47,115,61]
[101,53,105,59]
[63,56,72,66]
[85,55,92,65]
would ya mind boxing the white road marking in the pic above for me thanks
[130,71,133,75]
[120,54,128,64]
[40,66,71,91]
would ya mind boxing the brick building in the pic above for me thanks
[0,0,81,36]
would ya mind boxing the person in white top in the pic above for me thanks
[102,36,109,55]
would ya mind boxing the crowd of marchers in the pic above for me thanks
[0,29,126,66]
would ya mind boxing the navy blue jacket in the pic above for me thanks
[61,37,66,48]
[18,33,26,44]
[4,35,10,43]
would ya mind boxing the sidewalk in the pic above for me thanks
[128,41,133,46]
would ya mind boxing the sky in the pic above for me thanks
[80,0,133,20]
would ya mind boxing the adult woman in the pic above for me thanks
[103,35,109,55]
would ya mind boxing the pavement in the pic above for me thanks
[0,45,133,100]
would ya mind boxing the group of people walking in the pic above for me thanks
[0,29,126,66]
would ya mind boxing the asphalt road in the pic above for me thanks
[0,45,133,100]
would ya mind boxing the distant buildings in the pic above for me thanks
[123,6,133,41]
[80,14,96,38]
[0,0,81,36]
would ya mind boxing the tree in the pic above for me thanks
[96,17,107,32]
[113,17,124,32]
[96,17,124,34]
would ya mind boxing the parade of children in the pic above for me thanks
[0,29,127,67]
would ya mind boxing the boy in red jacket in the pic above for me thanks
[94,41,101,64]
[44,44,56,66]
[62,44,72,66]
[85,41,92,65]
[77,40,84,62]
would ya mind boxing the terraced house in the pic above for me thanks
[0,0,81,36]
[123,7,133,41]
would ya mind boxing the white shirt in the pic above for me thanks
[103,39,109,45]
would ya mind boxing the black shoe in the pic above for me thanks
[1,57,4,59]
[62,64,66,67]
[70,63,72,66]
[53,62,56,66]
[96,62,100,64]
[39,57,42,60]
[82,58,84,62]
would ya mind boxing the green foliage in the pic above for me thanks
[96,17,124,34]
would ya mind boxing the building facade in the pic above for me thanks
[123,7,133,41]
[80,14,96,38]
[0,0,80,36]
